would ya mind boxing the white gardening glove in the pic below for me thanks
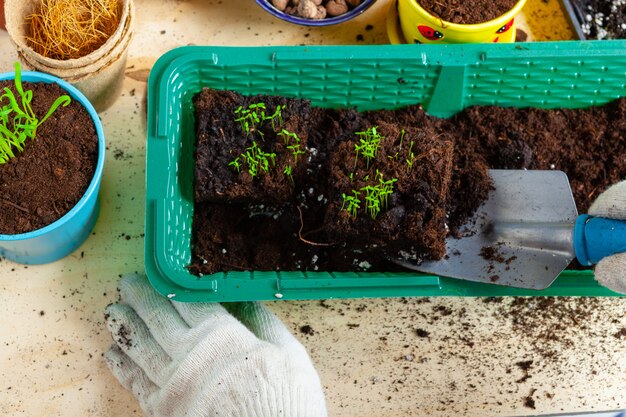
[588,181,626,294]
[104,274,328,417]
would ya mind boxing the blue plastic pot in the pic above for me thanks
[256,0,377,26]
[0,71,105,264]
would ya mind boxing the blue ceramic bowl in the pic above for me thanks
[0,71,105,264]
[256,0,377,26]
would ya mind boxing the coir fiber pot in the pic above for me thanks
[397,0,527,44]
[256,0,377,26]
[0,71,105,265]
[5,0,134,111]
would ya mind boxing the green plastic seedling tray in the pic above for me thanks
[146,42,626,302]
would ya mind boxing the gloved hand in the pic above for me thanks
[104,274,328,417]
[589,181,626,294]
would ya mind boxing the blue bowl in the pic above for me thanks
[256,0,377,26]
[0,71,105,264]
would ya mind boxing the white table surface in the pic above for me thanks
[0,1,624,416]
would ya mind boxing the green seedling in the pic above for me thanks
[405,140,415,172]
[0,62,71,164]
[287,143,306,163]
[264,104,284,130]
[234,103,266,137]
[228,157,241,173]
[361,171,397,219]
[375,170,397,209]
[341,171,398,220]
[277,128,299,145]
[354,126,383,169]
[229,141,276,179]
[235,102,285,137]
[278,129,306,164]
[341,190,361,218]
[399,128,406,148]
[283,165,294,184]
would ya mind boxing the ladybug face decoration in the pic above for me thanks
[418,25,444,41]
[497,18,514,34]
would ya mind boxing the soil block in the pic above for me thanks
[0,81,99,235]
[194,89,325,204]
[192,88,460,274]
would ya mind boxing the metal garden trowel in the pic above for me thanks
[394,170,626,290]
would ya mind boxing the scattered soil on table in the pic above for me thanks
[524,390,537,409]
[573,0,626,39]
[515,359,533,383]
[300,324,315,335]
[415,328,430,338]
[190,88,626,275]
[306,296,626,412]
[0,81,98,234]
[416,0,518,24]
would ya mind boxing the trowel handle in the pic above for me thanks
[574,214,626,266]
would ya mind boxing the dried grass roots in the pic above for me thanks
[26,0,122,60]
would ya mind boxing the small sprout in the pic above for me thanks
[264,104,285,130]
[278,128,300,144]
[376,170,397,209]
[399,128,406,148]
[361,185,381,219]
[283,165,294,184]
[349,172,354,182]
[354,126,383,169]
[287,143,306,163]
[228,157,241,173]
[341,171,398,220]
[278,129,305,164]
[235,102,285,136]
[341,190,361,217]
[230,141,276,179]
[406,140,415,171]
[234,103,266,137]
[249,103,266,112]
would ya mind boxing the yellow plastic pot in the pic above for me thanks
[397,0,527,44]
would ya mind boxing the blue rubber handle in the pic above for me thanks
[574,214,626,266]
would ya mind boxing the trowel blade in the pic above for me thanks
[395,170,579,290]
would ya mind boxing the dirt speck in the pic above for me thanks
[415,328,430,338]
[300,325,315,336]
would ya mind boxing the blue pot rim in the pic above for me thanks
[256,0,376,26]
[0,71,106,241]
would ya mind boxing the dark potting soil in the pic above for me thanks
[190,88,626,276]
[0,81,98,234]
[416,0,518,24]
[193,89,457,274]
[572,0,626,39]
